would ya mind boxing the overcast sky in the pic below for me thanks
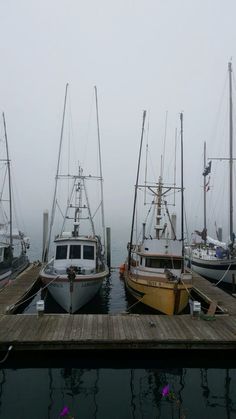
[0,0,236,262]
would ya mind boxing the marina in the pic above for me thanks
[0,264,236,358]
[1,2,236,418]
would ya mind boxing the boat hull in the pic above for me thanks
[187,255,236,284]
[40,269,109,313]
[124,271,191,315]
[0,254,29,288]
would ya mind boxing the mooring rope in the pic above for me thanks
[125,295,145,312]
[0,345,13,364]
[213,263,231,287]
[7,275,60,312]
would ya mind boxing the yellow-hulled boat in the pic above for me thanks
[124,250,192,315]
[124,111,192,315]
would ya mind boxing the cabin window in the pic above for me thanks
[4,246,12,261]
[56,245,68,260]
[69,245,81,259]
[145,258,181,269]
[83,245,95,260]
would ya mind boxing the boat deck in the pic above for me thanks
[0,267,236,355]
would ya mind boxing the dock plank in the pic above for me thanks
[0,269,236,352]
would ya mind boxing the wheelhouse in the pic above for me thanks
[138,254,182,270]
[54,238,97,271]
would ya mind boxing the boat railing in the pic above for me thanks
[44,264,97,276]
[12,254,28,269]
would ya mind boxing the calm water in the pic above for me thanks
[1,246,236,418]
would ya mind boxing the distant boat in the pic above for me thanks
[40,85,109,313]
[186,62,236,285]
[0,113,30,287]
[123,112,192,315]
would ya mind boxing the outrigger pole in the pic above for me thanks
[128,110,146,270]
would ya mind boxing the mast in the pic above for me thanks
[2,113,13,254]
[203,141,207,244]
[228,61,233,240]
[94,86,106,256]
[180,112,184,271]
[155,176,163,239]
[128,110,146,270]
[43,83,69,262]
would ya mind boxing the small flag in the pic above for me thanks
[203,161,212,177]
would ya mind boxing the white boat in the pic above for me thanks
[186,62,236,285]
[40,85,109,313]
[0,113,30,287]
[123,112,192,315]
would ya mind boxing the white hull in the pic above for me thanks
[186,255,236,284]
[40,269,109,313]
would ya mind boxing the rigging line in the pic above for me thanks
[92,201,102,220]
[44,83,69,263]
[144,111,150,205]
[160,110,168,179]
[184,202,190,245]
[60,177,77,235]
[2,113,12,252]
[128,110,146,270]
[95,86,106,253]
[174,127,177,206]
[209,72,228,146]
[67,88,72,202]
[83,177,95,236]
[0,166,7,200]
[56,200,65,221]
[10,169,26,234]
[82,89,94,169]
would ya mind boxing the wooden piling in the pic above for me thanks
[106,227,111,269]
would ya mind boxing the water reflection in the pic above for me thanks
[0,367,235,418]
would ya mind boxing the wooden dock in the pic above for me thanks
[0,263,41,314]
[0,267,236,357]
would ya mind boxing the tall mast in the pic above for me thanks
[2,113,12,253]
[203,141,207,244]
[128,110,146,270]
[228,62,233,240]
[94,86,106,254]
[180,112,184,270]
[43,83,69,262]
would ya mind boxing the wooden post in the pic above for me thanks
[232,273,235,294]
[106,227,111,270]
[42,210,49,263]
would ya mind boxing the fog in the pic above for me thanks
[0,0,236,264]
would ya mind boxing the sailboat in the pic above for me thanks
[123,111,192,315]
[0,113,30,287]
[40,85,109,313]
[186,62,236,285]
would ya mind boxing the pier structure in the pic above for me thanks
[0,265,236,362]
